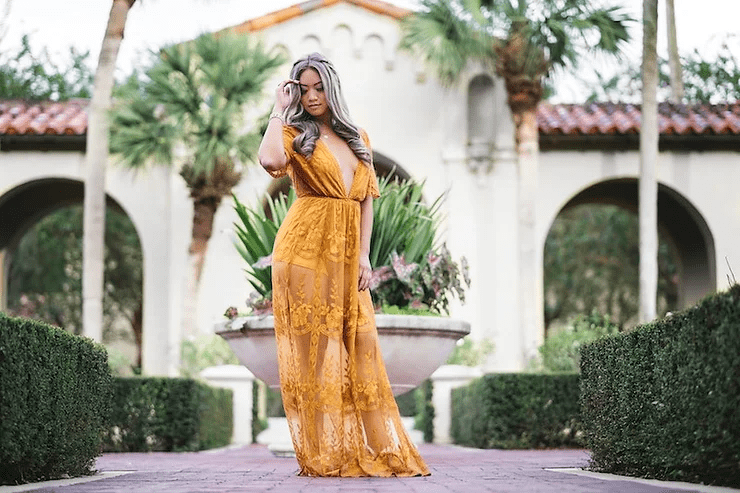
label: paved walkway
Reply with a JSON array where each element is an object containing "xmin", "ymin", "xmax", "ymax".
[{"xmin": 5, "ymin": 444, "xmax": 737, "ymax": 493}]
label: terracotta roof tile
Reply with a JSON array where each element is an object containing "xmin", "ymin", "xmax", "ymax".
[
  {"xmin": 536, "ymin": 102, "xmax": 740, "ymax": 137},
  {"xmin": 0, "ymin": 100, "xmax": 87, "ymax": 137},
  {"xmin": 2, "ymin": 99, "xmax": 739, "ymax": 140},
  {"xmin": 229, "ymin": 0, "xmax": 410, "ymax": 34}
]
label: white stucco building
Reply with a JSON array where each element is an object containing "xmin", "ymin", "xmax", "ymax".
[{"xmin": 1, "ymin": 0, "xmax": 738, "ymax": 375}]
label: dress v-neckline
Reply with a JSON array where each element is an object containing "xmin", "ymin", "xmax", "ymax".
[{"xmin": 319, "ymin": 138, "xmax": 359, "ymax": 196}]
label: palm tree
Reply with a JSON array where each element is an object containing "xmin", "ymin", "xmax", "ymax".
[
  {"xmin": 400, "ymin": 0, "xmax": 632, "ymax": 357},
  {"xmin": 109, "ymin": 32, "xmax": 284, "ymax": 339},
  {"xmin": 83, "ymin": 0, "xmax": 136, "ymax": 343},
  {"xmin": 665, "ymin": 0, "xmax": 684, "ymax": 102},
  {"xmin": 0, "ymin": 0, "xmax": 12, "ymax": 45},
  {"xmin": 639, "ymin": 0, "xmax": 659, "ymax": 323}
]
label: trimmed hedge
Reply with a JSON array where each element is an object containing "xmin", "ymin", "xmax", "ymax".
[
  {"xmin": 395, "ymin": 388, "xmax": 418, "ymax": 417},
  {"xmin": 451, "ymin": 373, "xmax": 583, "ymax": 449},
  {"xmin": 0, "ymin": 313, "xmax": 112, "ymax": 485},
  {"xmin": 103, "ymin": 377, "xmax": 232, "ymax": 452},
  {"xmin": 580, "ymin": 285, "xmax": 740, "ymax": 487},
  {"xmin": 416, "ymin": 379, "xmax": 434, "ymax": 443},
  {"xmin": 252, "ymin": 381, "xmax": 267, "ymax": 443}
]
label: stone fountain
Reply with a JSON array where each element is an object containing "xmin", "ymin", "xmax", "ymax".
[{"xmin": 216, "ymin": 314, "xmax": 470, "ymax": 395}]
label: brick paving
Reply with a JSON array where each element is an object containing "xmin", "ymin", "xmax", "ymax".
[{"xmin": 11, "ymin": 444, "xmax": 720, "ymax": 493}]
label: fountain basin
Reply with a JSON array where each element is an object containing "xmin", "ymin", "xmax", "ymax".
[{"xmin": 216, "ymin": 314, "xmax": 470, "ymax": 395}]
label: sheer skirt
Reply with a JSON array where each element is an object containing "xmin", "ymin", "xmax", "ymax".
[{"xmin": 271, "ymin": 256, "xmax": 430, "ymax": 477}]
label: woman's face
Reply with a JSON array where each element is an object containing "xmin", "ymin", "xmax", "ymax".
[{"xmin": 298, "ymin": 68, "xmax": 329, "ymax": 120}]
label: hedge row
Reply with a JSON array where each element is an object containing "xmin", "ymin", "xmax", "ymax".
[
  {"xmin": 416, "ymin": 379, "xmax": 434, "ymax": 443},
  {"xmin": 104, "ymin": 377, "xmax": 233, "ymax": 452},
  {"xmin": 263, "ymin": 383, "xmax": 419, "ymax": 418},
  {"xmin": 451, "ymin": 373, "xmax": 582, "ymax": 449},
  {"xmin": 0, "ymin": 313, "xmax": 112, "ymax": 485},
  {"xmin": 580, "ymin": 284, "xmax": 740, "ymax": 487}
]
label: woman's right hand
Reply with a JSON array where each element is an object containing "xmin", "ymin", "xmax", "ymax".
[{"xmin": 274, "ymin": 80, "xmax": 298, "ymax": 113}]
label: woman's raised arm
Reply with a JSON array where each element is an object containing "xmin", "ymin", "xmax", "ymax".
[{"xmin": 258, "ymin": 80, "xmax": 296, "ymax": 173}]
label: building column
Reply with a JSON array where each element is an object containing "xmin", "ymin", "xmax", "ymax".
[
  {"xmin": 139, "ymin": 166, "xmax": 180, "ymax": 376},
  {"xmin": 430, "ymin": 364, "xmax": 482, "ymax": 444},
  {"xmin": 201, "ymin": 365, "xmax": 255, "ymax": 445}
]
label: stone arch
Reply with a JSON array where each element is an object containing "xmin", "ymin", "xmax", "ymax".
[
  {"xmin": 0, "ymin": 178, "xmax": 133, "ymax": 251},
  {"xmin": 260, "ymin": 150, "xmax": 413, "ymax": 223},
  {"xmin": 546, "ymin": 177, "xmax": 716, "ymax": 312},
  {"xmin": 264, "ymin": 150, "xmax": 412, "ymax": 202},
  {"xmin": 373, "ymin": 150, "xmax": 411, "ymax": 182},
  {"xmin": 0, "ymin": 177, "xmax": 144, "ymax": 329}
]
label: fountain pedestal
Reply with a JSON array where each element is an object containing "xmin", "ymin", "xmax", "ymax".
[{"xmin": 216, "ymin": 314, "xmax": 470, "ymax": 395}]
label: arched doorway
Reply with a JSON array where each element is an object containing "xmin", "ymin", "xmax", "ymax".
[
  {"xmin": 0, "ymin": 178, "xmax": 144, "ymax": 369},
  {"xmin": 543, "ymin": 178, "xmax": 715, "ymax": 330},
  {"xmin": 264, "ymin": 150, "xmax": 413, "ymax": 201}
]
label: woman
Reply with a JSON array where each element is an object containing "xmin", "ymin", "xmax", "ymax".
[{"xmin": 258, "ymin": 53, "xmax": 430, "ymax": 477}]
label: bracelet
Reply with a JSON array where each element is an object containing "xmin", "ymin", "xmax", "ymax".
[{"xmin": 269, "ymin": 111, "xmax": 285, "ymax": 124}]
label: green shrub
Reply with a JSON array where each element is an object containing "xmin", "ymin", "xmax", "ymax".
[
  {"xmin": 395, "ymin": 388, "xmax": 418, "ymax": 417},
  {"xmin": 446, "ymin": 336, "xmax": 495, "ymax": 366},
  {"xmin": 533, "ymin": 312, "xmax": 619, "ymax": 373},
  {"xmin": 580, "ymin": 284, "xmax": 740, "ymax": 487},
  {"xmin": 451, "ymin": 373, "xmax": 582, "ymax": 449},
  {"xmin": 0, "ymin": 313, "xmax": 112, "ymax": 485},
  {"xmin": 233, "ymin": 177, "xmax": 469, "ymax": 316},
  {"xmin": 251, "ymin": 381, "xmax": 268, "ymax": 443},
  {"xmin": 197, "ymin": 384, "xmax": 233, "ymax": 450},
  {"xmin": 180, "ymin": 334, "xmax": 238, "ymax": 379},
  {"xmin": 265, "ymin": 384, "xmax": 286, "ymax": 417},
  {"xmin": 103, "ymin": 377, "xmax": 232, "ymax": 452},
  {"xmin": 260, "ymin": 380, "xmax": 417, "ymax": 428},
  {"xmin": 415, "ymin": 379, "xmax": 434, "ymax": 443}
]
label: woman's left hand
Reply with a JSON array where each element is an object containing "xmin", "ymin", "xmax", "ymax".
[{"xmin": 359, "ymin": 254, "xmax": 372, "ymax": 291}]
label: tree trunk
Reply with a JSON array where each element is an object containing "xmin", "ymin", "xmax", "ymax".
[
  {"xmin": 0, "ymin": 0, "xmax": 12, "ymax": 45},
  {"xmin": 131, "ymin": 303, "xmax": 143, "ymax": 369},
  {"xmin": 182, "ymin": 197, "xmax": 221, "ymax": 338},
  {"xmin": 666, "ymin": 0, "xmax": 684, "ymax": 102},
  {"xmin": 640, "ymin": 0, "xmax": 659, "ymax": 324},
  {"xmin": 513, "ymin": 106, "xmax": 542, "ymax": 364},
  {"xmin": 180, "ymin": 159, "xmax": 240, "ymax": 339},
  {"xmin": 83, "ymin": 0, "xmax": 136, "ymax": 342}
]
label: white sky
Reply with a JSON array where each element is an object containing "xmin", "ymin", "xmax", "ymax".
[{"xmin": 2, "ymin": 0, "xmax": 739, "ymax": 102}]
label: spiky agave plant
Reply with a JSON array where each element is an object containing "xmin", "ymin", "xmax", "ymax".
[{"xmin": 232, "ymin": 176, "xmax": 450, "ymax": 313}]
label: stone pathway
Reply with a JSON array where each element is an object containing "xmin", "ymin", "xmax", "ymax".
[{"xmin": 3, "ymin": 445, "xmax": 738, "ymax": 493}]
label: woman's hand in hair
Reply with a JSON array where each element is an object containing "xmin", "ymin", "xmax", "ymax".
[
  {"xmin": 275, "ymin": 80, "xmax": 298, "ymax": 112},
  {"xmin": 259, "ymin": 80, "xmax": 297, "ymax": 173}
]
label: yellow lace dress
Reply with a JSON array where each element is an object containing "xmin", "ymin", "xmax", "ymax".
[{"xmin": 268, "ymin": 125, "xmax": 430, "ymax": 477}]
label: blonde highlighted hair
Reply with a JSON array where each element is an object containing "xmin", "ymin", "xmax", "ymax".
[{"xmin": 282, "ymin": 53, "xmax": 371, "ymax": 166}]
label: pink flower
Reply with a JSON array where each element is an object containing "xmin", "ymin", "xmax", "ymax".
[
  {"xmin": 253, "ymin": 254, "xmax": 273, "ymax": 269},
  {"xmin": 369, "ymin": 266, "xmax": 394, "ymax": 290},
  {"xmin": 391, "ymin": 252, "xmax": 418, "ymax": 283},
  {"xmin": 427, "ymin": 252, "xmax": 441, "ymax": 269},
  {"xmin": 224, "ymin": 306, "xmax": 239, "ymax": 319}
]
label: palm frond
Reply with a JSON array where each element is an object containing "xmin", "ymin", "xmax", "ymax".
[
  {"xmin": 403, "ymin": 0, "xmax": 634, "ymax": 89},
  {"xmin": 109, "ymin": 93, "xmax": 178, "ymax": 168},
  {"xmin": 109, "ymin": 31, "xmax": 284, "ymax": 175},
  {"xmin": 532, "ymin": 1, "xmax": 634, "ymax": 70},
  {"xmin": 400, "ymin": 0, "xmax": 491, "ymax": 86}
]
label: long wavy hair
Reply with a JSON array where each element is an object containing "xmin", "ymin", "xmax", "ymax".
[{"xmin": 283, "ymin": 53, "xmax": 372, "ymax": 166}]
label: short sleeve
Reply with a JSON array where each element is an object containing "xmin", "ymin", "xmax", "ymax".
[
  {"xmin": 266, "ymin": 125, "xmax": 295, "ymax": 179},
  {"xmin": 367, "ymin": 164, "xmax": 380, "ymax": 199},
  {"xmin": 361, "ymin": 130, "xmax": 380, "ymax": 199}
]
